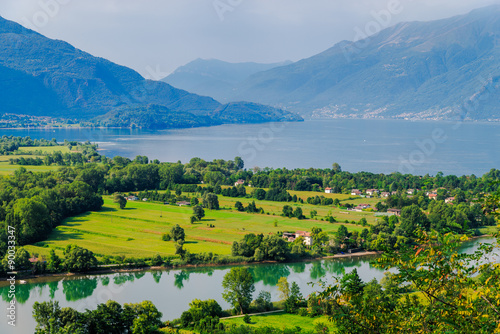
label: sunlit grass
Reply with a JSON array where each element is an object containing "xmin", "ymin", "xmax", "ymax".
[
  {"xmin": 221, "ymin": 312, "xmax": 333, "ymax": 332},
  {"xmin": 25, "ymin": 193, "xmax": 378, "ymax": 259}
]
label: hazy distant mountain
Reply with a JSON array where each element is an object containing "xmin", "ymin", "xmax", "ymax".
[
  {"xmin": 227, "ymin": 6, "xmax": 500, "ymax": 121},
  {"xmin": 162, "ymin": 58, "xmax": 292, "ymax": 102},
  {"xmin": 0, "ymin": 16, "xmax": 301, "ymax": 128}
]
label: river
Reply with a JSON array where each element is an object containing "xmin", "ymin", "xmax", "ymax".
[
  {"xmin": 0, "ymin": 237, "xmax": 496, "ymax": 333},
  {"xmin": 1, "ymin": 119, "xmax": 499, "ymax": 175}
]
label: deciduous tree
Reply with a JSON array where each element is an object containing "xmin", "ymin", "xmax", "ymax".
[{"xmin": 222, "ymin": 267, "xmax": 255, "ymax": 314}]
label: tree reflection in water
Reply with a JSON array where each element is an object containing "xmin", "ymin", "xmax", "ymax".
[
  {"xmin": 113, "ymin": 273, "xmax": 136, "ymax": 286},
  {"xmin": 174, "ymin": 270, "xmax": 190, "ymax": 289},
  {"xmin": 249, "ymin": 264, "xmax": 291, "ymax": 286},
  {"xmin": 62, "ymin": 277, "xmax": 98, "ymax": 301},
  {"xmin": 152, "ymin": 271, "xmax": 162, "ymax": 284},
  {"xmin": 48, "ymin": 280, "xmax": 59, "ymax": 299},
  {"xmin": 101, "ymin": 276, "xmax": 110, "ymax": 286}
]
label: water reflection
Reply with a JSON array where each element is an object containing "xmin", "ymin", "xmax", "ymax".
[
  {"xmin": 101, "ymin": 276, "xmax": 110, "ymax": 286},
  {"xmin": 174, "ymin": 271, "xmax": 190, "ymax": 289},
  {"xmin": 1, "ymin": 281, "xmax": 52, "ymax": 304},
  {"xmin": 250, "ymin": 264, "xmax": 291, "ymax": 286},
  {"xmin": 0, "ymin": 239, "xmax": 493, "ymax": 310},
  {"xmin": 290, "ymin": 262, "xmax": 306, "ymax": 274},
  {"xmin": 48, "ymin": 280, "xmax": 58, "ymax": 299},
  {"xmin": 62, "ymin": 277, "xmax": 98, "ymax": 301},
  {"xmin": 152, "ymin": 271, "xmax": 163, "ymax": 283},
  {"xmin": 113, "ymin": 273, "xmax": 136, "ymax": 286}
]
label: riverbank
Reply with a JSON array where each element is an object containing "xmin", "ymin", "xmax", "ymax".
[{"xmin": 0, "ymin": 250, "xmax": 382, "ymax": 285}]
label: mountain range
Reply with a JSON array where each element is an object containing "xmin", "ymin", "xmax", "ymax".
[
  {"xmin": 165, "ymin": 6, "xmax": 500, "ymax": 121},
  {"xmin": 162, "ymin": 58, "xmax": 292, "ymax": 103},
  {"xmin": 0, "ymin": 16, "xmax": 302, "ymax": 128}
]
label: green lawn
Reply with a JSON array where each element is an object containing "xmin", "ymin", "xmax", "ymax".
[
  {"xmin": 478, "ymin": 225, "xmax": 499, "ymax": 235},
  {"xmin": 221, "ymin": 312, "xmax": 333, "ymax": 332},
  {"xmin": 0, "ymin": 154, "xmax": 63, "ymax": 175},
  {"xmin": 16, "ymin": 145, "xmax": 70, "ymax": 154},
  {"xmin": 0, "ymin": 145, "xmax": 77, "ymax": 175},
  {"xmin": 24, "ymin": 193, "xmax": 378, "ymax": 259}
]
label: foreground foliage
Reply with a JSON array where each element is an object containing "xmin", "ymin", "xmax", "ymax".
[
  {"xmin": 33, "ymin": 300, "xmax": 163, "ymax": 334},
  {"xmin": 318, "ymin": 230, "xmax": 500, "ymax": 333}
]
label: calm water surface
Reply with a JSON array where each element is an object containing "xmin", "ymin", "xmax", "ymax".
[
  {"xmin": 1, "ymin": 119, "xmax": 499, "ymax": 175},
  {"xmin": 0, "ymin": 237, "xmax": 496, "ymax": 333}
]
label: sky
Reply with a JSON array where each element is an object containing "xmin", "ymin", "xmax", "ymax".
[{"xmin": 1, "ymin": 0, "xmax": 499, "ymax": 79}]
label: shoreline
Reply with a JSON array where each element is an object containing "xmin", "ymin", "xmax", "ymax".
[
  {"xmin": 1, "ymin": 233, "xmax": 495, "ymax": 285},
  {"xmin": 2, "ymin": 117, "xmax": 500, "ymax": 131},
  {"xmin": 0, "ymin": 250, "xmax": 382, "ymax": 286}
]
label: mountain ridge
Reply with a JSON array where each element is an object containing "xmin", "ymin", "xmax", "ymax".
[
  {"xmin": 161, "ymin": 58, "xmax": 293, "ymax": 102},
  {"xmin": 178, "ymin": 6, "xmax": 500, "ymax": 121},
  {"xmin": 0, "ymin": 15, "xmax": 302, "ymax": 128}
]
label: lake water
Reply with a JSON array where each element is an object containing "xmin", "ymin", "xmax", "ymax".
[
  {"xmin": 1, "ymin": 119, "xmax": 499, "ymax": 175},
  {"xmin": 0, "ymin": 237, "xmax": 496, "ymax": 333}
]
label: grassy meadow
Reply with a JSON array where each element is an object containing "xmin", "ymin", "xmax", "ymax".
[
  {"xmin": 0, "ymin": 154, "xmax": 62, "ymax": 175},
  {"xmin": 0, "ymin": 145, "xmax": 70, "ymax": 175},
  {"xmin": 24, "ymin": 190, "xmax": 380, "ymax": 259},
  {"xmin": 16, "ymin": 145, "xmax": 71, "ymax": 154},
  {"xmin": 221, "ymin": 312, "xmax": 332, "ymax": 332}
]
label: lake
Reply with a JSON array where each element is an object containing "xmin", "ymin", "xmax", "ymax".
[
  {"xmin": 1, "ymin": 119, "xmax": 499, "ymax": 176},
  {"xmin": 0, "ymin": 237, "xmax": 496, "ymax": 333}
]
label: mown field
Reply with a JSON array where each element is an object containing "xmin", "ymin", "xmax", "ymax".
[
  {"xmin": 220, "ymin": 312, "xmax": 332, "ymax": 332},
  {"xmin": 0, "ymin": 145, "xmax": 70, "ymax": 175},
  {"xmin": 0, "ymin": 155, "xmax": 62, "ymax": 175},
  {"xmin": 16, "ymin": 145, "xmax": 71, "ymax": 154},
  {"xmin": 25, "ymin": 190, "xmax": 380, "ymax": 259}
]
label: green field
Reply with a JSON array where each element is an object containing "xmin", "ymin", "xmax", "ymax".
[
  {"xmin": 24, "ymin": 191, "xmax": 378, "ymax": 259},
  {"xmin": 0, "ymin": 155, "xmax": 63, "ymax": 175},
  {"xmin": 221, "ymin": 312, "xmax": 333, "ymax": 332},
  {"xmin": 16, "ymin": 145, "xmax": 70, "ymax": 154},
  {"xmin": 0, "ymin": 145, "xmax": 75, "ymax": 175}
]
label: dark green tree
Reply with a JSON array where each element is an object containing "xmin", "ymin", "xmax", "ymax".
[
  {"xmin": 222, "ymin": 267, "xmax": 255, "ymax": 314},
  {"xmin": 170, "ymin": 224, "xmax": 185, "ymax": 242},
  {"xmin": 193, "ymin": 205, "xmax": 205, "ymax": 220},
  {"xmin": 235, "ymin": 201, "xmax": 244, "ymax": 211},
  {"xmin": 113, "ymin": 193, "xmax": 127, "ymax": 209},
  {"xmin": 294, "ymin": 207, "xmax": 305, "ymax": 219},
  {"xmin": 203, "ymin": 193, "xmax": 219, "ymax": 210},
  {"xmin": 63, "ymin": 245, "xmax": 98, "ymax": 272},
  {"xmin": 47, "ymin": 249, "xmax": 62, "ymax": 272}
]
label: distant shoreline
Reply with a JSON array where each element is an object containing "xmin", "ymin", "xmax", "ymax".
[
  {"xmin": 2, "ymin": 117, "xmax": 500, "ymax": 131},
  {"xmin": 0, "ymin": 250, "xmax": 382, "ymax": 286}
]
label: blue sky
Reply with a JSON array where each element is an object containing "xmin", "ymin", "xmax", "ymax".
[{"xmin": 1, "ymin": 0, "xmax": 499, "ymax": 78}]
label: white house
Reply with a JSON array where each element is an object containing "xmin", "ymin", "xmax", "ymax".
[
  {"xmin": 325, "ymin": 187, "xmax": 333, "ymax": 193},
  {"xmin": 295, "ymin": 231, "xmax": 313, "ymax": 246},
  {"xmin": 445, "ymin": 197, "xmax": 455, "ymax": 204},
  {"xmin": 234, "ymin": 179, "xmax": 245, "ymax": 186},
  {"xmin": 366, "ymin": 189, "xmax": 379, "ymax": 196},
  {"xmin": 351, "ymin": 189, "xmax": 362, "ymax": 196}
]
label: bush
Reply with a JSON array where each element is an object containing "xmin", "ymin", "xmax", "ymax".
[
  {"xmin": 151, "ymin": 254, "xmax": 163, "ymax": 266},
  {"xmin": 162, "ymin": 233, "xmax": 171, "ymax": 241},
  {"xmin": 243, "ymin": 314, "xmax": 251, "ymax": 324},
  {"xmin": 298, "ymin": 308, "xmax": 309, "ymax": 317}
]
